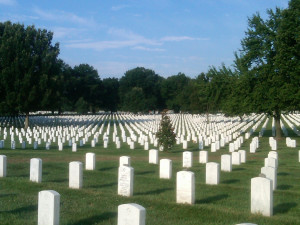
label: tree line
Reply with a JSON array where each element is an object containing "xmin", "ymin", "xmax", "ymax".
[{"xmin": 0, "ymin": 0, "xmax": 299, "ymax": 138}]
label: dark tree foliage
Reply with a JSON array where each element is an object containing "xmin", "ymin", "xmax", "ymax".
[
  {"xmin": 156, "ymin": 111, "xmax": 176, "ymax": 151},
  {"xmin": 102, "ymin": 78, "xmax": 119, "ymax": 112},
  {"xmin": 72, "ymin": 64, "xmax": 102, "ymax": 113},
  {"xmin": 234, "ymin": 0, "xmax": 300, "ymax": 138},
  {"xmin": 0, "ymin": 21, "xmax": 60, "ymax": 127},
  {"xmin": 119, "ymin": 67, "xmax": 164, "ymax": 113},
  {"xmin": 160, "ymin": 73, "xmax": 190, "ymax": 112}
]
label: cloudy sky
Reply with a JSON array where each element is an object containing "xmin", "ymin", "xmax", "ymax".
[{"xmin": 0, "ymin": 0, "xmax": 289, "ymax": 78}]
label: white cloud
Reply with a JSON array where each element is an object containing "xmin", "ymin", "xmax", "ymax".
[
  {"xmin": 161, "ymin": 36, "xmax": 209, "ymax": 42},
  {"xmin": 32, "ymin": 7, "xmax": 96, "ymax": 27},
  {"xmin": 111, "ymin": 5, "xmax": 129, "ymax": 11},
  {"xmin": 108, "ymin": 28, "xmax": 161, "ymax": 46},
  {"xmin": 132, "ymin": 46, "xmax": 165, "ymax": 52},
  {"xmin": 52, "ymin": 27, "xmax": 86, "ymax": 39},
  {"xmin": 66, "ymin": 28, "xmax": 161, "ymax": 51},
  {"xmin": 66, "ymin": 40, "xmax": 143, "ymax": 51},
  {"xmin": 0, "ymin": 0, "xmax": 17, "ymax": 6}
]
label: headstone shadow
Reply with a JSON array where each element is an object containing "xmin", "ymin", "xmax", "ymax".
[
  {"xmin": 196, "ymin": 194, "xmax": 229, "ymax": 204},
  {"xmin": 278, "ymin": 172, "xmax": 289, "ymax": 176},
  {"xmin": 222, "ymin": 179, "xmax": 239, "ymax": 184},
  {"xmin": 99, "ymin": 166, "xmax": 116, "ymax": 172},
  {"xmin": 69, "ymin": 212, "xmax": 116, "ymax": 225},
  {"xmin": 277, "ymin": 184, "xmax": 292, "ymax": 190},
  {"xmin": 232, "ymin": 168, "xmax": 245, "ymax": 171},
  {"xmin": 2, "ymin": 204, "xmax": 37, "ymax": 214},
  {"xmin": 274, "ymin": 202, "xmax": 297, "ymax": 214},
  {"xmin": 48, "ymin": 178, "xmax": 68, "ymax": 183},
  {"xmin": 90, "ymin": 182, "xmax": 117, "ymax": 189},
  {"xmin": 136, "ymin": 170, "xmax": 154, "ymax": 175},
  {"xmin": 135, "ymin": 187, "xmax": 172, "ymax": 195}
]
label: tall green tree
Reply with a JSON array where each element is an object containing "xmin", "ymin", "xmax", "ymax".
[
  {"xmin": 102, "ymin": 78, "xmax": 119, "ymax": 112},
  {"xmin": 234, "ymin": 0, "xmax": 300, "ymax": 139},
  {"xmin": 156, "ymin": 111, "xmax": 176, "ymax": 151},
  {"xmin": 119, "ymin": 67, "xmax": 163, "ymax": 112},
  {"xmin": 0, "ymin": 21, "xmax": 60, "ymax": 128},
  {"xmin": 160, "ymin": 73, "xmax": 190, "ymax": 112},
  {"xmin": 72, "ymin": 64, "xmax": 102, "ymax": 113}
]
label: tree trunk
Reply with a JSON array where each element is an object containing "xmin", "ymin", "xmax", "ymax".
[
  {"xmin": 239, "ymin": 115, "xmax": 243, "ymax": 122},
  {"xmin": 206, "ymin": 104, "xmax": 210, "ymax": 124},
  {"xmin": 206, "ymin": 111, "xmax": 209, "ymax": 124},
  {"xmin": 24, "ymin": 112, "xmax": 29, "ymax": 129},
  {"xmin": 274, "ymin": 111, "xmax": 282, "ymax": 140}
]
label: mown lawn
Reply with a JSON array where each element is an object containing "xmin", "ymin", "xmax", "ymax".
[{"xmin": 0, "ymin": 130, "xmax": 299, "ymax": 225}]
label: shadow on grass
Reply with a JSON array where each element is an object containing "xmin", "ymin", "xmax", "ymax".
[
  {"xmin": 197, "ymin": 194, "xmax": 229, "ymax": 204},
  {"xmin": 274, "ymin": 202, "xmax": 297, "ymax": 214},
  {"xmin": 278, "ymin": 172, "xmax": 289, "ymax": 176},
  {"xmin": 0, "ymin": 193, "xmax": 17, "ymax": 198},
  {"xmin": 2, "ymin": 204, "xmax": 37, "ymax": 214},
  {"xmin": 277, "ymin": 184, "xmax": 293, "ymax": 190},
  {"xmin": 99, "ymin": 167, "xmax": 116, "ymax": 172},
  {"xmin": 69, "ymin": 212, "xmax": 116, "ymax": 225},
  {"xmin": 232, "ymin": 168, "xmax": 245, "ymax": 171},
  {"xmin": 16, "ymin": 174, "xmax": 28, "ymax": 178},
  {"xmin": 90, "ymin": 182, "xmax": 117, "ymax": 189},
  {"xmin": 48, "ymin": 178, "xmax": 68, "ymax": 183},
  {"xmin": 136, "ymin": 171, "xmax": 154, "ymax": 175},
  {"xmin": 135, "ymin": 187, "xmax": 172, "ymax": 196},
  {"xmin": 222, "ymin": 179, "xmax": 239, "ymax": 184}
]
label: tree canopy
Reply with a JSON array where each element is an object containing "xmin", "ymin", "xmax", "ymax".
[
  {"xmin": 233, "ymin": 0, "xmax": 300, "ymax": 138},
  {"xmin": 0, "ymin": 21, "xmax": 60, "ymax": 127}
]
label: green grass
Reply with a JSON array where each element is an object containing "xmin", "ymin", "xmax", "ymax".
[{"xmin": 0, "ymin": 129, "xmax": 299, "ymax": 225}]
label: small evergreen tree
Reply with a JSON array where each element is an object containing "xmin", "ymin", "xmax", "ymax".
[{"xmin": 156, "ymin": 111, "xmax": 176, "ymax": 151}]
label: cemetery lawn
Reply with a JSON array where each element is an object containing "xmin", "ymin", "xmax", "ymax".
[{"xmin": 0, "ymin": 136, "xmax": 300, "ymax": 225}]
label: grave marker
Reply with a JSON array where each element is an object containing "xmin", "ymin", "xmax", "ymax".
[
  {"xmin": 38, "ymin": 190, "xmax": 60, "ymax": 225},
  {"xmin": 118, "ymin": 203, "xmax": 146, "ymax": 225},
  {"xmin": 251, "ymin": 177, "xmax": 273, "ymax": 216},
  {"xmin": 118, "ymin": 166, "xmax": 134, "ymax": 197},
  {"xmin": 69, "ymin": 161, "xmax": 83, "ymax": 189},
  {"xmin": 0, "ymin": 155, "xmax": 7, "ymax": 177},
  {"xmin": 30, "ymin": 158, "xmax": 42, "ymax": 183},
  {"xmin": 159, "ymin": 159, "xmax": 172, "ymax": 179},
  {"xmin": 206, "ymin": 162, "xmax": 220, "ymax": 185},
  {"xmin": 85, "ymin": 153, "xmax": 95, "ymax": 170},
  {"xmin": 176, "ymin": 171, "xmax": 195, "ymax": 204}
]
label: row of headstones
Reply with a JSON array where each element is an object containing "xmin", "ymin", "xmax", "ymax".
[
  {"xmin": 0, "ymin": 153, "xmax": 96, "ymax": 185},
  {"xmin": 0, "ymin": 113, "xmax": 264, "ymax": 153},
  {"xmin": 2, "ymin": 113, "xmax": 248, "ymax": 149},
  {"xmin": 251, "ymin": 150, "xmax": 280, "ymax": 217},
  {"xmin": 281, "ymin": 114, "xmax": 300, "ymax": 136},
  {"xmin": 118, "ymin": 149, "xmax": 247, "ymax": 199},
  {"xmin": 117, "ymin": 163, "xmax": 274, "ymax": 219},
  {"xmin": 37, "ymin": 189, "xmax": 258, "ymax": 225},
  {"xmin": 37, "ymin": 189, "xmax": 146, "ymax": 225}
]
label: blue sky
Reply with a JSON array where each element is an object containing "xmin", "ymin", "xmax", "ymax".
[{"xmin": 0, "ymin": 0, "xmax": 289, "ymax": 79}]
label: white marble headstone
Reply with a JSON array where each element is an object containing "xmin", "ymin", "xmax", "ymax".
[
  {"xmin": 251, "ymin": 177, "xmax": 273, "ymax": 216},
  {"xmin": 38, "ymin": 190, "xmax": 60, "ymax": 225},
  {"xmin": 159, "ymin": 159, "xmax": 172, "ymax": 179},
  {"xmin": 30, "ymin": 158, "xmax": 42, "ymax": 183},
  {"xmin": 206, "ymin": 162, "xmax": 220, "ymax": 185},
  {"xmin": 0, "ymin": 155, "xmax": 7, "ymax": 177},
  {"xmin": 118, "ymin": 203, "xmax": 146, "ymax": 225},
  {"xmin": 182, "ymin": 151, "xmax": 192, "ymax": 168},
  {"xmin": 85, "ymin": 153, "xmax": 95, "ymax": 170},
  {"xmin": 118, "ymin": 166, "xmax": 134, "ymax": 197},
  {"xmin": 176, "ymin": 171, "xmax": 195, "ymax": 204},
  {"xmin": 69, "ymin": 161, "xmax": 83, "ymax": 189},
  {"xmin": 221, "ymin": 154, "xmax": 232, "ymax": 172}
]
